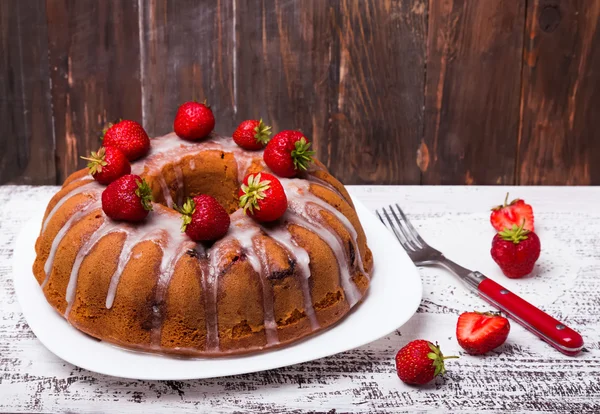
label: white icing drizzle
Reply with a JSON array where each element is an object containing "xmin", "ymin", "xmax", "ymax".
[
  {"xmin": 150, "ymin": 234, "xmax": 197, "ymax": 345},
  {"xmin": 64, "ymin": 219, "xmax": 128, "ymax": 317},
  {"xmin": 42, "ymin": 179, "xmax": 99, "ymax": 232},
  {"xmin": 157, "ymin": 175, "xmax": 174, "ymax": 209},
  {"xmin": 263, "ymin": 221, "xmax": 320, "ymax": 330},
  {"xmin": 204, "ymin": 237, "xmax": 233, "ymax": 351},
  {"xmin": 42, "ymin": 199, "xmax": 101, "ymax": 288},
  {"xmin": 189, "ymin": 158, "xmax": 196, "ymax": 171},
  {"xmin": 292, "ymin": 180, "xmax": 366, "ymax": 276},
  {"xmin": 280, "ymin": 179, "xmax": 363, "ymax": 306},
  {"xmin": 227, "ymin": 211, "xmax": 278, "ymax": 345}
]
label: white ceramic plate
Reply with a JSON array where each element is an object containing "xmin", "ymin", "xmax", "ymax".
[{"xmin": 12, "ymin": 197, "xmax": 422, "ymax": 380}]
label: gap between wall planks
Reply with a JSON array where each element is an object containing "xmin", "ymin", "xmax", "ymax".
[{"xmin": 0, "ymin": 0, "xmax": 599, "ymax": 185}]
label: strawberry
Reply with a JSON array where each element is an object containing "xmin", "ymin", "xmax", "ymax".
[
  {"xmin": 233, "ymin": 119, "xmax": 272, "ymax": 150},
  {"xmin": 238, "ymin": 172, "xmax": 287, "ymax": 222},
  {"xmin": 177, "ymin": 195, "xmax": 230, "ymax": 241},
  {"xmin": 395, "ymin": 340, "xmax": 457, "ymax": 385},
  {"xmin": 490, "ymin": 193, "xmax": 534, "ymax": 232},
  {"xmin": 102, "ymin": 120, "xmax": 151, "ymax": 161},
  {"xmin": 80, "ymin": 146, "xmax": 131, "ymax": 185},
  {"xmin": 456, "ymin": 311, "xmax": 510, "ymax": 355},
  {"xmin": 101, "ymin": 174, "xmax": 153, "ymax": 222},
  {"xmin": 174, "ymin": 101, "xmax": 215, "ymax": 141},
  {"xmin": 491, "ymin": 221, "xmax": 541, "ymax": 278},
  {"xmin": 263, "ymin": 130, "xmax": 315, "ymax": 177}
]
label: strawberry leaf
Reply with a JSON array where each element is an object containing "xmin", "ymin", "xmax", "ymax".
[
  {"xmin": 239, "ymin": 173, "xmax": 271, "ymax": 215},
  {"xmin": 81, "ymin": 147, "xmax": 108, "ymax": 176},
  {"xmin": 253, "ymin": 118, "xmax": 272, "ymax": 145},
  {"xmin": 135, "ymin": 178, "xmax": 153, "ymax": 211},
  {"xmin": 291, "ymin": 137, "xmax": 315, "ymax": 171}
]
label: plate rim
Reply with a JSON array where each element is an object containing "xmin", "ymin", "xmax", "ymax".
[{"xmin": 12, "ymin": 196, "xmax": 422, "ymax": 380}]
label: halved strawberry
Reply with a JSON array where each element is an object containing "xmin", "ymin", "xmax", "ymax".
[
  {"xmin": 456, "ymin": 311, "xmax": 510, "ymax": 355},
  {"xmin": 490, "ymin": 193, "xmax": 534, "ymax": 232}
]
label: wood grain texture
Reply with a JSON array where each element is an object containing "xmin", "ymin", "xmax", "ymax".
[
  {"xmin": 46, "ymin": 0, "xmax": 142, "ymax": 183},
  {"xmin": 1, "ymin": 185, "xmax": 599, "ymax": 412},
  {"xmin": 236, "ymin": 0, "xmax": 426, "ymax": 185},
  {"xmin": 422, "ymin": 0, "xmax": 526, "ymax": 185},
  {"xmin": 140, "ymin": 0, "xmax": 236, "ymax": 137},
  {"xmin": 0, "ymin": 0, "xmax": 55, "ymax": 184},
  {"xmin": 517, "ymin": 0, "xmax": 600, "ymax": 185}
]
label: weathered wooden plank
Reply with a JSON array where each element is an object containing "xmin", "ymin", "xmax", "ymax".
[
  {"xmin": 422, "ymin": 0, "xmax": 525, "ymax": 185},
  {"xmin": 235, "ymin": 0, "xmax": 426, "ymax": 185},
  {"xmin": 517, "ymin": 0, "xmax": 600, "ymax": 185},
  {"xmin": 0, "ymin": 0, "xmax": 55, "ymax": 184},
  {"xmin": 140, "ymin": 0, "xmax": 235, "ymax": 137},
  {"xmin": 46, "ymin": 0, "xmax": 142, "ymax": 183}
]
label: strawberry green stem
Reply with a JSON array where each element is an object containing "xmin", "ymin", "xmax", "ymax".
[
  {"xmin": 427, "ymin": 341, "xmax": 458, "ymax": 377},
  {"xmin": 80, "ymin": 147, "xmax": 108, "ymax": 175},
  {"xmin": 253, "ymin": 119, "xmax": 272, "ymax": 145},
  {"xmin": 175, "ymin": 198, "xmax": 196, "ymax": 232},
  {"xmin": 291, "ymin": 137, "xmax": 315, "ymax": 171},
  {"xmin": 135, "ymin": 179, "xmax": 153, "ymax": 211}
]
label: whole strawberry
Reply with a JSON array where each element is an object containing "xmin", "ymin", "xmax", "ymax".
[
  {"xmin": 177, "ymin": 195, "xmax": 230, "ymax": 241},
  {"xmin": 102, "ymin": 120, "xmax": 151, "ymax": 161},
  {"xmin": 491, "ymin": 193, "xmax": 534, "ymax": 232},
  {"xmin": 263, "ymin": 130, "xmax": 315, "ymax": 177},
  {"xmin": 233, "ymin": 119, "xmax": 272, "ymax": 150},
  {"xmin": 174, "ymin": 101, "xmax": 215, "ymax": 141},
  {"xmin": 395, "ymin": 340, "xmax": 457, "ymax": 385},
  {"xmin": 81, "ymin": 146, "xmax": 131, "ymax": 185},
  {"xmin": 239, "ymin": 172, "xmax": 287, "ymax": 222},
  {"xmin": 456, "ymin": 311, "xmax": 510, "ymax": 355},
  {"xmin": 491, "ymin": 221, "xmax": 541, "ymax": 278},
  {"xmin": 102, "ymin": 174, "xmax": 153, "ymax": 222}
]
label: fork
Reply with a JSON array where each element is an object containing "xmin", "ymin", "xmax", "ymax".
[{"xmin": 376, "ymin": 204, "xmax": 584, "ymax": 356}]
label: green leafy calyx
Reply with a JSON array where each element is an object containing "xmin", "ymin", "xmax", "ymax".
[
  {"xmin": 239, "ymin": 173, "xmax": 271, "ymax": 215},
  {"xmin": 498, "ymin": 220, "xmax": 529, "ymax": 244},
  {"xmin": 253, "ymin": 119, "xmax": 272, "ymax": 145},
  {"xmin": 175, "ymin": 198, "xmax": 196, "ymax": 232},
  {"xmin": 80, "ymin": 147, "xmax": 108, "ymax": 175},
  {"xmin": 135, "ymin": 179, "xmax": 153, "ymax": 212},
  {"xmin": 427, "ymin": 341, "xmax": 459, "ymax": 377},
  {"xmin": 291, "ymin": 137, "xmax": 315, "ymax": 171}
]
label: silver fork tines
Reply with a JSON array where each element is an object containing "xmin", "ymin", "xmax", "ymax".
[{"xmin": 376, "ymin": 204, "xmax": 442, "ymax": 265}]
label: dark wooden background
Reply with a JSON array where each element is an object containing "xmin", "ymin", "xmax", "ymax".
[{"xmin": 1, "ymin": 0, "xmax": 599, "ymax": 186}]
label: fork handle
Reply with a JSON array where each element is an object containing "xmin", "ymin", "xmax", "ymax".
[{"xmin": 474, "ymin": 273, "xmax": 584, "ymax": 356}]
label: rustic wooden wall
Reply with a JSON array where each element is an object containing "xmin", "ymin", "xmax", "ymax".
[{"xmin": 1, "ymin": 0, "xmax": 599, "ymax": 185}]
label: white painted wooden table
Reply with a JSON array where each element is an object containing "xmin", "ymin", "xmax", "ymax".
[{"xmin": 1, "ymin": 185, "xmax": 599, "ymax": 413}]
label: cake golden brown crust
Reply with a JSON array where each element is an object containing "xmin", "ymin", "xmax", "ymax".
[{"xmin": 33, "ymin": 133, "xmax": 373, "ymax": 356}]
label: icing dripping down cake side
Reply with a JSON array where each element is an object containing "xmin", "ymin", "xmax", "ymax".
[{"xmin": 32, "ymin": 133, "xmax": 373, "ymax": 356}]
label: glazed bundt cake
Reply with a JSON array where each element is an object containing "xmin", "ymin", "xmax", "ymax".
[{"xmin": 33, "ymin": 132, "xmax": 373, "ymax": 356}]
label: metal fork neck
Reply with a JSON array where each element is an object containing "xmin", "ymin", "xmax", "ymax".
[{"xmin": 437, "ymin": 257, "xmax": 485, "ymax": 292}]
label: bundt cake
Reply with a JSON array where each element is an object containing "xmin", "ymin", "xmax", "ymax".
[{"xmin": 33, "ymin": 132, "xmax": 373, "ymax": 356}]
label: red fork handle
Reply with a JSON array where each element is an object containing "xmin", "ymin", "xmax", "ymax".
[{"xmin": 478, "ymin": 277, "xmax": 584, "ymax": 356}]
